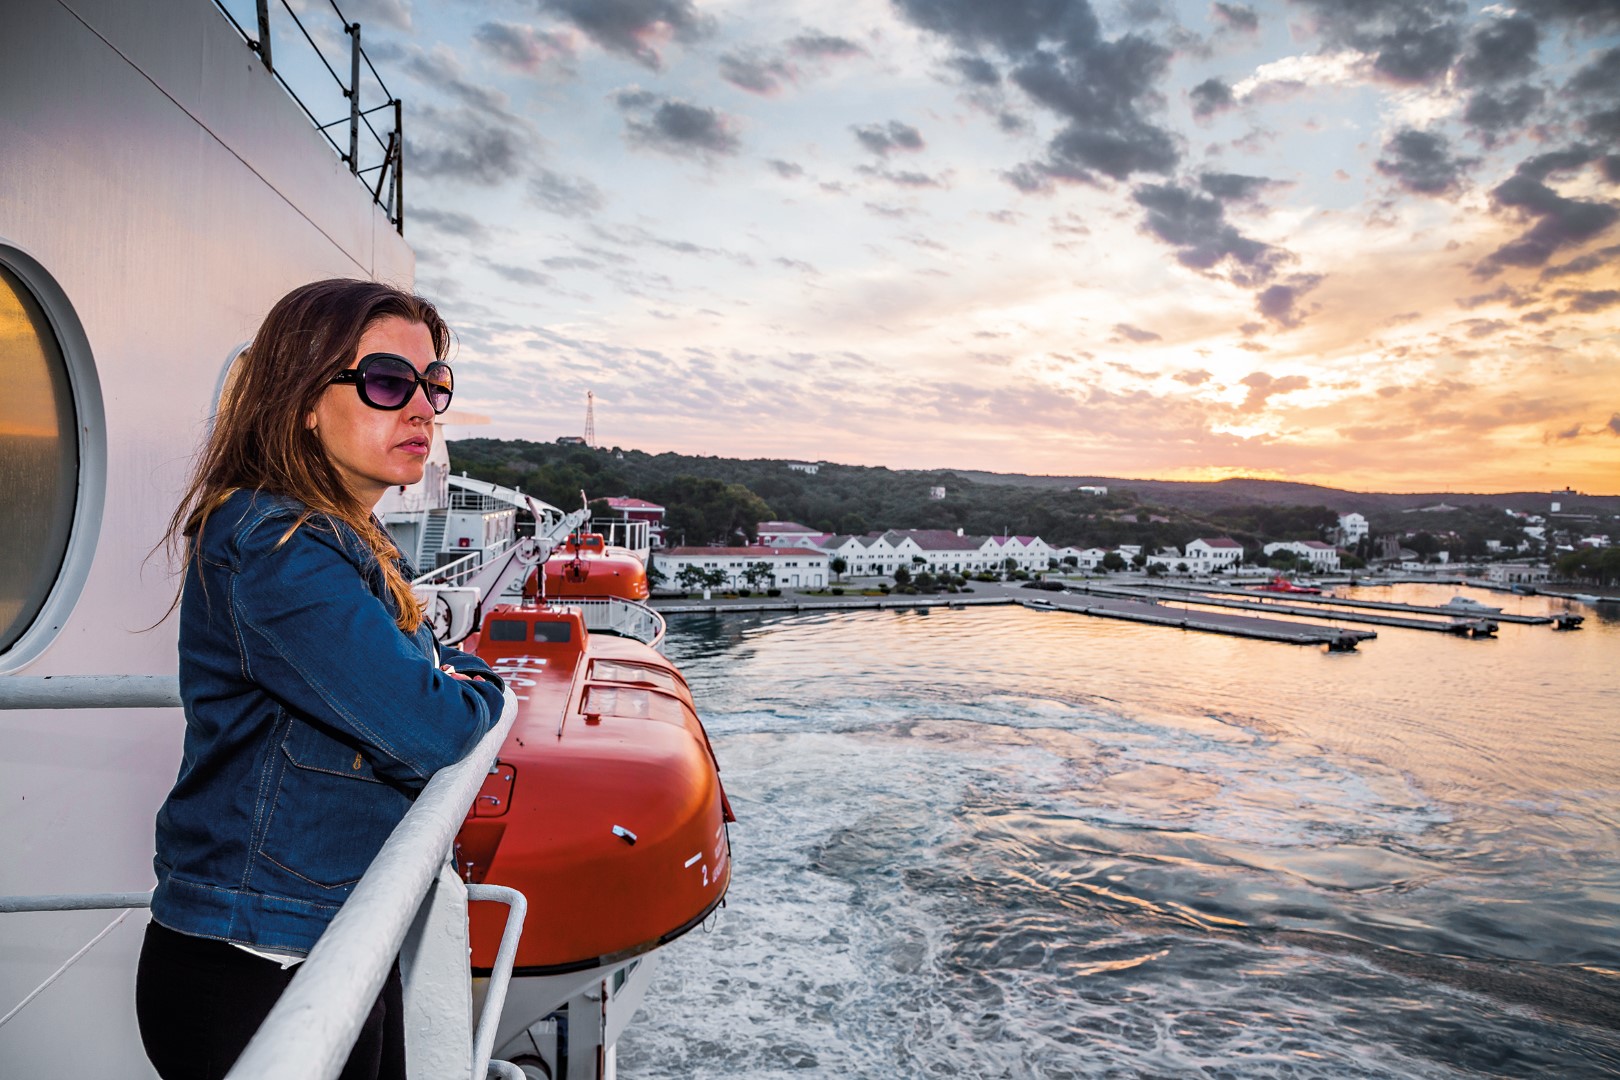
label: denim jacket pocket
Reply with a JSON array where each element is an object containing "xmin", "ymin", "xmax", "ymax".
[{"xmin": 258, "ymin": 721, "xmax": 410, "ymax": 891}]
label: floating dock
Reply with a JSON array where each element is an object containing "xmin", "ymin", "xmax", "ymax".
[
  {"xmin": 1143, "ymin": 581, "xmax": 1554, "ymax": 625},
  {"xmin": 1012, "ymin": 589, "xmax": 1374, "ymax": 649},
  {"xmin": 1075, "ymin": 584, "xmax": 1503, "ymax": 637}
]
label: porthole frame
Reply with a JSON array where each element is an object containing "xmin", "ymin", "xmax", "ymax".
[{"xmin": 0, "ymin": 241, "xmax": 107, "ymax": 673}]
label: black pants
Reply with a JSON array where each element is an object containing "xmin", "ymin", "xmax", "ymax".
[{"xmin": 135, "ymin": 920, "xmax": 405, "ymax": 1080}]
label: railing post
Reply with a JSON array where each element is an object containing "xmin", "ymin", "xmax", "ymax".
[
  {"xmin": 255, "ymin": 0, "xmax": 273, "ymax": 72},
  {"xmin": 394, "ymin": 97, "xmax": 404, "ymax": 232},
  {"xmin": 347, "ymin": 21, "xmax": 361, "ymax": 174}
]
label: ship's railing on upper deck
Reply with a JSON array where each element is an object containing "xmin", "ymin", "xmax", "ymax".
[
  {"xmin": 211, "ymin": 0, "xmax": 405, "ymax": 231},
  {"xmin": 549, "ymin": 597, "xmax": 667, "ymax": 651},
  {"xmin": 0, "ymin": 677, "xmax": 525, "ymax": 1079},
  {"xmin": 589, "ymin": 517, "xmax": 653, "ymax": 563}
]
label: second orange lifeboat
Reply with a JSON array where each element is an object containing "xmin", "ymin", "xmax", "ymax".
[{"xmin": 538, "ymin": 533, "xmax": 649, "ymax": 602}]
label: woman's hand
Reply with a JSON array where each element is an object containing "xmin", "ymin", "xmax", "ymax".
[{"xmin": 441, "ymin": 663, "xmax": 485, "ymax": 682}]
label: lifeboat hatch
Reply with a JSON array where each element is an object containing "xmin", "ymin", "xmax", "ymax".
[
  {"xmin": 588, "ymin": 658, "xmax": 684, "ymax": 693},
  {"xmin": 474, "ymin": 763, "xmax": 515, "ymax": 817},
  {"xmin": 581, "ymin": 685, "xmax": 690, "ymax": 726}
]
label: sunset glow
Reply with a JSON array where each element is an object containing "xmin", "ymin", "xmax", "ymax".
[{"xmin": 338, "ymin": 0, "xmax": 1620, "ymax": 494}]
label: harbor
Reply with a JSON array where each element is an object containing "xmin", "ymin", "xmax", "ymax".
[{"xmin": 652, "ymin": 575, "xmax": 1596, "ymax": 648}]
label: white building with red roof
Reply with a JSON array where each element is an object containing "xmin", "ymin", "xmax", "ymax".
[
  {"xmin": 756, "ymin": 521, "xmax": 823, "ymax": 546},
  {"xmin": 1185, "ymin": 537, "xmax": 1245, "ymax": 573},
  {"xmin": 601, "ymin": 496, "xmax": 667, "ymax": 547},
  {"xmin": 653, "ymin": 545, "xmax": 830, "ymax": 589}
]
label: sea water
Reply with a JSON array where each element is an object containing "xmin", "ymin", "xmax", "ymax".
[{"xmin": 616, "ymin": 585, "xmax": 1620, "ymax": 1079}]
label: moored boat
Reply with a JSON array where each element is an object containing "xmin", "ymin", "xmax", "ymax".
[{"xmin": 1441, "ymin": 595, "xmax": 1503, "ymax": 615}]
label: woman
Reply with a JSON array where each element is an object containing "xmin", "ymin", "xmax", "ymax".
[{"xmin": 137, "ymin": 279, "xmax": 506, "ymax": 1079}]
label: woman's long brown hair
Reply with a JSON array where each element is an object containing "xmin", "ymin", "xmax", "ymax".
[{"xmin": 162, "ymin": 279, "xmax": 451, "ymax": 632}]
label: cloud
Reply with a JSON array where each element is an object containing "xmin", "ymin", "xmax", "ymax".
[
  {"xmin": 1477, "ymin": 147, "xmax": 1620, "ymax": 273},
  {"xmin": 1190, "ymin": 77, "xmax": 1235, "ymax": 118},
  {"xmin": 1238, "ymin": 371, "xmax": 1310, "ymax": 412},
  {"xmin": 1557, "ymin": 288, "xmax": 1620, "ymax": 313},
  {"xmin": 1255, "ymin": 273, "xmax": 1323, "ymax": 328},
  {"xmin": 766, "ymin": 159, "xmax": 805, "ymax": 179},
  {"xmin": 892, "ymin": 0, "xmax": 1179, "ymax": 184},
  {"xmin": 1513, "ymin": 0, "xmax": 1620, "ymax": 33},
  {"xmin": 1199, "ymin": 171, "xmax": 1276, "ymax": 202},
  {"xmin": 1112, "ymin": 322, "xmax": 1162, "ymax": 343},
  {"xmin": 407, "ymin": 103, "xmax": 531, "ymax": 184},
  {"xmin": 472, "ymin": 21, "xmax": 576, "ymax": 74},
  {"xmin": 1175, "ymin": 368, "xmax": 1212, "ymax": 385},
  {"xmin": 1456, "ymin": 282, "xmax": 1536, "ymax": 308},
  {"xmin": 852, "ymin": 121, "xmax": 925, "ymax": 156},
  {"xmin": 1540, "ymin": 243, "xmax": 1620, "ymax": 280},
  {"xmin": 1133, "ymin": 181, "xmax": 1284, "ymax": 286},
  {"xmin": 787, "ymin": 32, "xmax": 866, "ymax": 59},
  {"xmin": 949, "ymin": 55, "xmax": 1001, "ymax": 86},
  {"xmin": 338, "ymin": 0, "xmax": 413, "ymax": 32},
  {"xmin": 613, "ymin": 89, "xmax": 741, "ymax": 157},
  {"xmin": 1463, "ymin": 85, "xmax": 1546, "ymax": 145},
  {"xmin": 1291, "ymin": 0, "xmax": 1464, "ymax": 86},
  {"xmin": 409, "ymin": 206, "xmax": 492, "ymax": 244},
  {"xmin": 1454, "ymin": 15, "xmax": 1539, "ymax": 86},
  {"xmin": 718, "ymin": 51, "xmax": 797, "ymax": 95},
  {"xmin": 488, "ymin": 263, "xmax": 552, "ymax": 287},
  {"xmin": 1374, "ymin": 128, "xmax": 1477, "ymax": 196},
  {"xmin": 528, "ymin": 169, "xmax": 605, "ymax": 216},
  {"xmin": 537, "ymin": 0, "xmax": 712, "ymax": 70},
  {"xmin": 1568, "ymin": 46, "xmax": 1620, "ymax": 97},
  {"xmin": 1212, "ymin": 3, "xmax": 1259, "ymax": 33},
  {"xmin": 857, "ymin": 165, "xmax": 948, "ymax": 188}
]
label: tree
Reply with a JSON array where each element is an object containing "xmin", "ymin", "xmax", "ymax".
[
  {"xmin": 647, "ymin": 563, "xmax": 667, "ymax": 588},
  {"xmin": 1131, "ymin": 552, "xmax": 1147, "ymax": 568},
  {"xmin": 1101, "ymin": 551, "xmax": 1127, "ymax": 572},
  {"xmin": 830, "ymin": 556, "xmax": 847, "ymax": 581},
  {"xmin": 1176, "ymin": 562, "xmax": 1189, "ymax": 573},
  {"xmin": 741, "ymin": 561, "xmax": 775, "ymax": 590},
  {"xmin": 914, "ymin": 571, "xmax": 936, "ymax": 591},
  {"xmin": 676, "ymin": 565, "xmax": 707, "ymax": 592},
  {"xmin": 893, "ymin": 566, "xmax": 912, "ymax": 586},
  {"xmin": 1003, "ymin": 556, "xmax": 1018, "ymax": 574},
  {"xmin": 702, "ymin": 567, "xmax": 729, "ymax": 591}
]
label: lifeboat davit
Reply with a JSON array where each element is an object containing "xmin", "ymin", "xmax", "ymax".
[
  {"xmin": 539, "ymin": 533, "xmax": 649, "ymax": 602},
  {"xmin": 457, "ymin": 603, "xmax": 733, "ymax": 975}
]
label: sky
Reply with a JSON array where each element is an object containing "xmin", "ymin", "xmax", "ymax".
[{"xmin": 308, "ymin": 0, "xmax": 1617, "ymax": 494}]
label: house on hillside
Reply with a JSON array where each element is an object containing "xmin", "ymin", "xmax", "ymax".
[
  {"xmin": 757, "ymin": 520, "xmax": 822, "ymax": 546},
  {"xmin": 1185, "ymin": 537, "xmax": 1244, "ymax": 573},
  {"xmin": 1337, "ymin": 512, "xmax": 1369, "ymax": 544},
  {"xmin": 600, "ymin": 496, "xmax": 666, "ymax": 548}
]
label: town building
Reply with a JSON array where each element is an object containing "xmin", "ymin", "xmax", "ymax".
[
  {"xmin": 654, "ymin": 545, "xmax": 829, "ymax": 589},
  {"xmin": 1262, "ymin": 540, "xmax": 1342, "ymax": 571},
  {"xmin": 600, "ymin": 496, "xmax": 667, "ymax": 548},
  {"xmin": 1486, "ymin": 562, "xmax": 1550, "ymax": 586},
  {"xmin": 757, "ymin": 521, "xmax": 822, "ymax": 546},
  {"xmin": 1337, "ymin": 512, "xmax": 1369, "ymax": 544},
  {"xmin": 785, "ymin": 462, "xmax": 820, "ymax": 474},
  {"xmin": 1184, "ymin": 537, "xmax": 1245, "ymax": 573}
]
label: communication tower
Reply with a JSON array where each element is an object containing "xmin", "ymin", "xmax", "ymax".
[{"xmin": 584, "ymin": 390, "xmax": 596, "ymax": 449}]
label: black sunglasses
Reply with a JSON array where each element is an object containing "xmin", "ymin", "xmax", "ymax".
[{"xmin": 329, "ymin": 353, "xmax": 454, "ymax": 414}]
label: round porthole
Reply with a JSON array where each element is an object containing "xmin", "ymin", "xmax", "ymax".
[{"xmin": 0, "ymin": 245, "xmax": 105, "ymax": 671}]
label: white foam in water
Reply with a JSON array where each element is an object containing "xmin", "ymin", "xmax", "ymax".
[{"xmin": 622, "ymin": 605, "xmax": 1620, "ymax": 1077}]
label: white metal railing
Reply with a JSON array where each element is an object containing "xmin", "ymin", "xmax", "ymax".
[
  {"xmin": 588, "ymin": 517, "xmax": 652, "ymax": 559},
  {"xmin": 0, "ymin": 676, "xmax": 525, "ymax": 1080},
  {"xmin": 550, "ymin": 597, "xmax": 666, "ymax": 650}
]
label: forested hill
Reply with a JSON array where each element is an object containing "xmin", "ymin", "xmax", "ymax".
[{"xmin": 445, "ymin": 438, "xmax": 1616, "ymax": 550}]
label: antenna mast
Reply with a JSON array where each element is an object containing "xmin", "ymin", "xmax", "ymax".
[{"xmin": 583, "ymin": 390, "xmax": 596, "ymax": 448}]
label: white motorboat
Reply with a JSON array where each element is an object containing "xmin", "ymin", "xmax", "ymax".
[{"xmin": 1441, "ymin": 595, "xmax": 1503, "ymax": 615}]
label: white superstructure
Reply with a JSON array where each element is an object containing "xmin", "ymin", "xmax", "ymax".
[{"xmin": 1, "ymin": 1, "xmax": 412, "ymax": 1074}]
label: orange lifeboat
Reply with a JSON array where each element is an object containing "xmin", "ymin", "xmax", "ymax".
[
  {"xmin": 539, "ymin": 533, "xmax": 649, "ymax": 601},
  {"xmin": 457, "ymin": 603, "xmax": 733, "ymax": 974}
]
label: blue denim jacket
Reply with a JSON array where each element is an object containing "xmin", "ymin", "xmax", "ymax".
[{"xmin": 150, "ymin": 489, "xmax": 505, "ymax": 953}]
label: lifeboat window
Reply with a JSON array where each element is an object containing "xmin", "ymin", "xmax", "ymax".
[
  {"xmin": 0, "ymin": 255, "xmax": 100, "ymax": 667},
  {"xmin": 487, "ymin": 620, "xmax": 527, "ymax": 642},
  {"xmin": 533, "ymin": 621, "xmax": 573, "ymax": 643},
  {"xmin": 590, "ymin": 659, "xmax": 678, "ymax": 692},
  {"xmin": 584, "ymin": 686, "xmax": 684, "ymax": 724}
]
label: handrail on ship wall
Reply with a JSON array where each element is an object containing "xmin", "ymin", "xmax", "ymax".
[
  {"xmin": 0, "ymin": 676, "xmax": 524, "ymax": 1079},
  {"xmin": 210, "ymin": 0, "xmax": 405, "ymax": 231}
]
